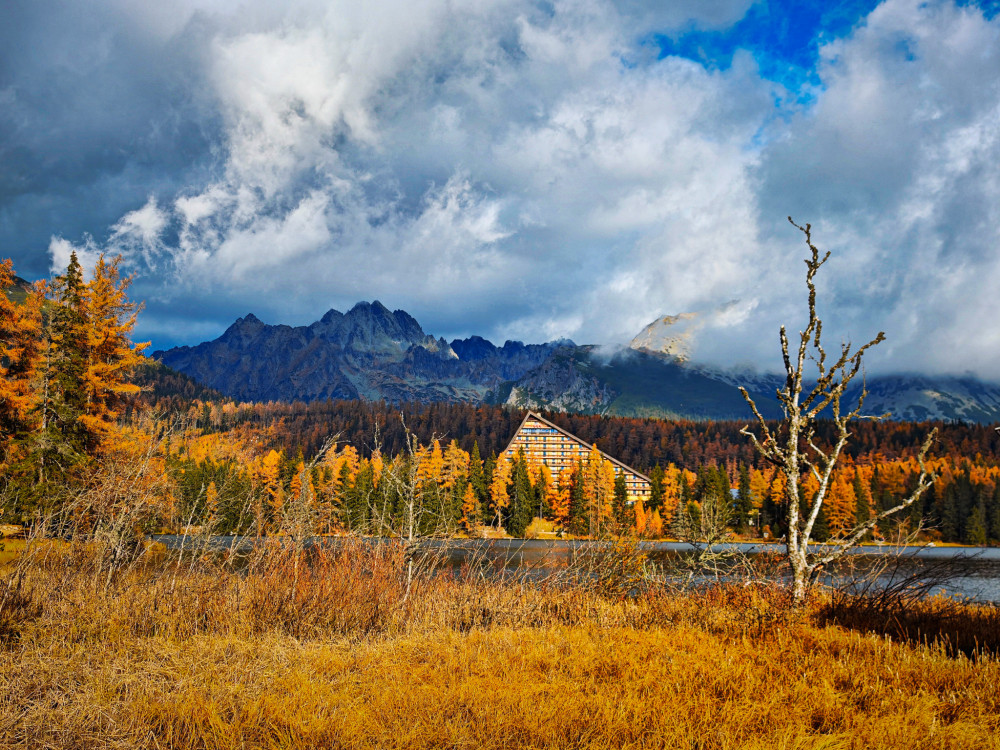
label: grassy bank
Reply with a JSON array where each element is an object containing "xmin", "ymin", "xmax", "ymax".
[{"xmin": 1, "ymin": 540, "xmax": 998, "ymax": 749}]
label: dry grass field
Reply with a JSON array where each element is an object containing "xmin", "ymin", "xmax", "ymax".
[{"xmin": 1, "ymin": 539, "xmax": 998, "ymax": 749}]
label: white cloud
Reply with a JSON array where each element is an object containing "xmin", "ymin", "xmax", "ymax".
[
  {"xmin": 40, "ymin": 0, "xmax": 1000, "ymax": 380},
  {"xmin": 753, "ymin": 0, "xmax": 1000, "ymax": 375}
]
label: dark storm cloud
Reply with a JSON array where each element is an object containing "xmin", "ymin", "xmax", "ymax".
[
  {"xmin": 5, "ymin": 0, "xmax": 1000, "ymax": 377},
  {"xmin": 0, "ymin": 0, "xmax": 219, "ymax": 276}
]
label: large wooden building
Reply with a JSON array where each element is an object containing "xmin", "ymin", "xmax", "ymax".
[{"xmin": 502, "ymin": 412, "xmax": 651, "ymax": 502}]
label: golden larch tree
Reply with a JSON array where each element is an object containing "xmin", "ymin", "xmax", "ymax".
[
  {"xmin": 460, "ymin": 483, "xmax": 480, "ymax": 535},
  {"xmin": 78, "ymin": 254, "xmax": 149, "ymax": 447},
  {"xmin": 0, "ymin": 259, "xmax": 43, "ymax": 468},
  {"xmin": 548, "ymin": 466, "xmax": 573, "ymax": 530},
  {"xmin": 489, "ymin": 457, "xmax": 512, "ymax": 529}
]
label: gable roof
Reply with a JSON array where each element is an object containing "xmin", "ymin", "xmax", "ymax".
[{"xmin": 502, "ymin": 411, "xmax": 652, "ymax": 484}]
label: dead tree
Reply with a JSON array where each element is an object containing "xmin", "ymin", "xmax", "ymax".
[{"xmin": 739, "ymin": 218, "xmax": 937, "ymax": 605}]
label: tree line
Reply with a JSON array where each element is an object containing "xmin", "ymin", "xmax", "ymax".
[
  {"xmin": 4, "ymin": 252, "xmax": 999, "ymax": 546},
  {"xmin": 134, "ymin": 390, "xmax": 1000, "ymax": 472},
  {"xmin": 159, "ymin": 417, "xmax": 1000, "ymax": 544}
]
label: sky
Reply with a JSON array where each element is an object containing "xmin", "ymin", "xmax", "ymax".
[{"xmin": 2, "ymin": 0, "xmax": 1000, "ymax": 376}]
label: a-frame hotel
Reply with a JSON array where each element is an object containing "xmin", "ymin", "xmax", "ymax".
[{"xmin": 502, "ymin": 412, "xmax": 652, "ymax": 502}]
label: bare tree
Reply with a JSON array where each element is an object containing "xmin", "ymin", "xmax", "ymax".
[
  {"xmin": 739, "ymin": 218, "xmax": 937, "ymax": 605},
  {"xmin": 670, "ymin": 488, "xmax": 734, "ymax": 576}
]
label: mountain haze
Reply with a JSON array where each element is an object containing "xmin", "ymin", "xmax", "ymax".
[{"xmin": 155, "ymin": 304, "xmax": 1000, "ymax": 423}]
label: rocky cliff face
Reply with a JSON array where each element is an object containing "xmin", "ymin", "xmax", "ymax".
[
  {"xmin": 499, "ymin": 347, "xmax": 618, "ymax": 414},
  {"xmin": 628, "ymin": 312, "xmax": 698, "ymax": 362},
  {"xmin": 156, "ymin": 301, "xmax": 561, "ymax": 404}
]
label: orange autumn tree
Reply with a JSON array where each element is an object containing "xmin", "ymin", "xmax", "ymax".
[
  {"xmin": 548, "ymin": 467, "xmax": 573, "ymax": 531},
  {"xmin": 582, "ymin": 446, "xmax": 616, "ymax": 537},
  {"xmin": 79, "ymin": 254, "xmax": 148, "ymax": 441},
  {"xmin": 489, "ymin": 457, "xmax": 512, "ymax": 529},
  {"xmin": 1, "ymin": 252, "xmax": 149, "ymax": 524},
  {"xmin": 252, "ymin": 449, "xmax": 283, "ymax": 533},
  {"xmin": 0, "ymin": 259, "xmax": 43, "ymax": 471},
  {"xmin": 460, "ymin": 482, "xmax": 480, "ymax": 535},
  {"xmin": 538, "ymin": 464, "xmax": 560, "ymax": 525}
]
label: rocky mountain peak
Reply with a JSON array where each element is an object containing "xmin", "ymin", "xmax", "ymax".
[
  {"xmin": 319, "ymin": 308, "xmax": 343, "ymax": 324},
  {"xmin": 451, "ymin": 335, "xmax": 499, "ymax": 361},
  {"xmin": 629, "ymin": 312, "xmax": 698, "ymax": 362},
  {"xmin": 220, "ymin": 313, "xmax": 266, "ymax": 342},
  {"xmin": 154, "ymin": 302, "xmax": 1000, "ymax": 423}
]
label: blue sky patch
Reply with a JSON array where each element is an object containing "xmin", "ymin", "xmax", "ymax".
[{"xmin": 653, "ymin": 0, "xmax": 883, "ymax": 94}]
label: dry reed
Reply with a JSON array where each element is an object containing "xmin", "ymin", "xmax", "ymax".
[{"xmin": 1, "ymin": 538, "xmax": 998, "ymax": 749}]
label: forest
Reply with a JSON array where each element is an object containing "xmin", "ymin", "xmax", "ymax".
[
  {"xmin": 3, "ymin": 255, "xmax": 1000, "ymax": 545},
  {"xmin": 4, "ymin": 254, "xmax": 1000, "ymax": 750},
  {"xmin": 143, "ymin": 394, "xmax": 1000, "ymax": 545}
]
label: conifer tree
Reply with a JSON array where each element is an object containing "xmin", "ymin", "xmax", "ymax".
[
  {"xmin": 205, "ymin": 481, "xmax": 219, "ymax": 525},
  {"xmin": 612, "ymin": 472, "xmax": 630, "ymax": 529},
  {"xmin": 348, "ymin": 461, "xmax": 374, "ymax": 532},
  {"xmin": 989, "ymin": 483, "xmax": 1000, "ymax": 544},
  {"xmin": 648, "ymin": 464, "xmax": 665, "ymax": 512},
  {"xmin": 966, "ymin": 499, "xmax": 988, "ymax": 546},
  {"xmin": 79, "ymin": 255, "xmax": 148, "ymax": 441},
  {"xmin": 507, "ymin": 450, "xmax": 534, "ymax": 537},
  {"xmin": 568, "ymin": 463, "xmax": 587, "ymax": 536},
  {"xmin": 0, "ymin": 260, "xmax": 43, "ymax": 472},
  {"xmin": 549, "ymin": 467, "xmax": 572, "ymax": 532},
  {"xmin": 538, "ymin": 464, "xmax": 558, "ymax": 522},
  {"xmin": 852, "ymin": 472, "xmax": 873, "ymax": 541},
  {"xmin": 468, "ymin": 441, "xmax": 486, "ymax": 499},
  {"xmin": 460, "ymin": 481, "xmax": 480, "ymax": 535},
  {"xmin": 489, "ymin": 455, "xmax": 511, "ymax": 530},
  {"xmin": 735, "ymin": 464, "xmax": 753, "ymax": 532},
  {"xmin": 481, "ymin": 452, "xmax": 496, "ymax": 525},
  {"xmin": 41, "ymin": 251, "xmax": 90, "ymax": 470}
]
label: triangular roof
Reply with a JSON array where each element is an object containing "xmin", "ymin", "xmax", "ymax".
[{"xmin": 502, "ymin": 411, "xmax": 652, "ymax": 483}]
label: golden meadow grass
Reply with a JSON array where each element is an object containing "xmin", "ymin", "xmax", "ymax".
[{"xmin": 1, "ymin": 539, "xmax": 999, "ymax": 749}]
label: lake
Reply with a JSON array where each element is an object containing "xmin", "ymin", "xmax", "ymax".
[{"xmin": 149, "ymin": 536, "xmax": 1000, "ymax": 604}]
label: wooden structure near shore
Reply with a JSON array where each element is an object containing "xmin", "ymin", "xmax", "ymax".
[{"xmin": 501, "ymin": 412, "xmax": 651, "ymax": 502}]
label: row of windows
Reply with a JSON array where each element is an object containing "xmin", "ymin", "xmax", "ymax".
[{"xmin": 507, "ymin": 422, "xmax": 651, "ymax": 496}]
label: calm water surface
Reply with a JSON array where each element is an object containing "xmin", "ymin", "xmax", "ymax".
[{"xmin": 150, "ymin": 536, "xmax": 1000, "ymax": 604}]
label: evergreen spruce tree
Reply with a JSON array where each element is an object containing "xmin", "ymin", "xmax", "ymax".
[
  {"xmin": 612, "ymin": 472, "xmax": 630, "ymax": 529},
  {"xmin": 507, "ymin": 451, "xmax": 534, "ymax": 537},
  {"xmin": 43, "ymin": 252, "xmax": 89, "ymax": 456},
  {"xmin": 468, "ymin": 442, "xmax": 487, "ymax": 505},
  {"xmin": 348, "ymin": 461, "xmax": 374, "ymax": 532},
  {"xmin": 988, "ymin": 483, "xmax": 1000, "ymax": 544},
  {"xmin": 762, "ymin": 483, "xmax": 786, "ymax": 539},
  {"xmin": 966, "ymin": 500, "xmax": 988, "ymax": 546},
  {"xmin": 679, "ymin": 473, "xmax": 691, "ymax": 506},
  {"xmin": 937, "ymin": 483, "xmax": 961, "ymax": 543},
  {"xmin": 735, "ymin": 464, "xmax": 753, "ymax": 532},
  {"xmin": 852, "ymin": 473, "xmax": 872, "ymax": 541},
  {"xmin": 648, "ymin": 464, "xmax": 665, "ymax": 512},
  {"xmin": 812, "ymin": 504, "xmax": 830, "ymax": 542},
  {"xmin": 336, "ymin": 461, "xmax": 354, "ymax": 528},
  {"xmin": 482, "ymin": 453, "xmax": 497, "ymax": 526}
]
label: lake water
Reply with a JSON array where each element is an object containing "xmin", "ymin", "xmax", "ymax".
[{"xmin": 150, "ymin": 536, "xmax": 1000, "ymax": 604}]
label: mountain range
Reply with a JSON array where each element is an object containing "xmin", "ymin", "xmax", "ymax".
[{"xmin": 154, "ymin": 301, "xmax": 1000, "ymax": 423}]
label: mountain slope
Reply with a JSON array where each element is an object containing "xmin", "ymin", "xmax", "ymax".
[
  {"xmin": 847, "ymin": 376, "xmax": 1000, "ymax": 423},
  {"xmin": 492, "ymin": 347, "xmax": 784, "ymax": 420},
  {"xmin": 156, "ymin": 302, "xmax": 560, "ymax": 404},
  {"xmin": 156, "ymin": 302, "xmax": 1000, "ymax": 423}
]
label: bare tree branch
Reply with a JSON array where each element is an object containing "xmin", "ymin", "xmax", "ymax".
[{"xmin": 739, "ymin": 218, "xmax": 937, "ymax": 604}]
